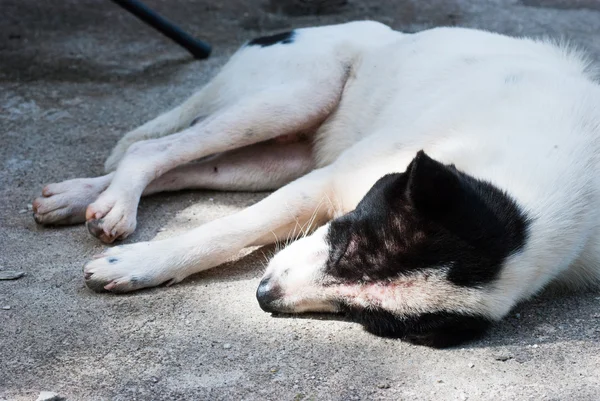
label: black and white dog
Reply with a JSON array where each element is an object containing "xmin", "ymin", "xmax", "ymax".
[{"xmin": 33, "ymin": 21, "xmax": 600, "ymax": 347}]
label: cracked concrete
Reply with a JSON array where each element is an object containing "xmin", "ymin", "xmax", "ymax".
[{"xmin": 1, "ymin": 0, "xmax": 599, "ymax": 399}]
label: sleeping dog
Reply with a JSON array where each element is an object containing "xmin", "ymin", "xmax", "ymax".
[{"xmin": 33, "ymin": 21, "xmax": 600, "ymax": 347}]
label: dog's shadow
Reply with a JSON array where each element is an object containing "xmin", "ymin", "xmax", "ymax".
[
  {"xmin": 474, "ymin": 288, "xmax": 599, "ymax": 349},
  {"xmin": 132, "ymin": 191, "xmax": 600, "ymax": 349},
  {"xmin": 190, "ymin": 244, "xmax": 600, "ymax": 349}
]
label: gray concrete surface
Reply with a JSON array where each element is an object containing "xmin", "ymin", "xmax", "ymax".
[{"xmin": 1, "ymin": 0, "xmax": 599, "ymax": 400}]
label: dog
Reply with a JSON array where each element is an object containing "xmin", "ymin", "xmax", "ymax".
[{"xmin": 32, "ymin": 21, "xmax": 600, "ymax": 347}]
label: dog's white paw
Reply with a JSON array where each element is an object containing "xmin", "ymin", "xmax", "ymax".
[
  {"xmin": 85, "ymin": 191, "xmax": 138, "ymax": 244},
  {"xmin": 32, "ymin": 177, "xmax": 109, "ymax": 225},
  {"xmin": 83, "ymin": 242, "xmax": 183, "ymax": 293}
]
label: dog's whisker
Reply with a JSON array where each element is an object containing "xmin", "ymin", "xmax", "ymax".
[{"xmin": 302, "ymin": 199, "xmax": 325, "ymax": 239}]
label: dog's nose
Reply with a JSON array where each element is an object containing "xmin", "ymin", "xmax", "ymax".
[{"xmin": 256, "ymin": 278, "xmax": 282, "ymax": 313}]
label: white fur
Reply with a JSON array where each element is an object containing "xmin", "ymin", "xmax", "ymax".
[{"xmin": 35, "ymin": 21, "xmax": 600, "ymax": 320}]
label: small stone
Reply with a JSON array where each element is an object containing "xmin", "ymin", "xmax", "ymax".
[
  {"xmin": 378, "ymin": 382, "xmax": 391, "ymax": 389},
  {"xmin": 469, "ymin": 363, "xmax": 475, "ymax": 368},
  {"xmin": 494, "ymin": 353, "xmax": 513, "ymax": 362},
  {"xmin": 536, "ymin": 323, "xmax": 556, "ymax": 334},
  {"xmin": 532, "ymin": 344, "xmax": 538, "ymax": 348},
  {"xmin": 349, "ymin": 386, "xmax": 356, "ymax": 391},
  {"xmin": 19, "ymin": 209, "xmax": 28, "ymax": 214},
  {"xmin": 60, "ymin": 97, "xmax": 83, "ymax": 106},
  {"xmin": 2, "ymin": 306, "xmax": 11, "ymax": 310},
  {"xmin": 437, "ymin": 379, "xmax": 444, "ymax": 383},
  {"xmin": 459, "ymin": 392, "xmax": 468, "ymax": 401},
  {"xmin": 0, "ymin": 271, "xmax": 26, "ymax": 280},
  {"xmin": 514, "ymin": 352, "xmax": 531, "ymax": 364},
  {"xmin": 27, "ymin": 203, "xmax": 33, "ymax": 211},
  {"xmin": 151, "ymin": 376, "xmax": 159, "ymax": 383},
  {"xmin": 36, "ymin": 392, "xmax": 63, "ymax": 401},
  {"xmin": 223, "ymin": 343, "xmax": 232, "ymax": 349},
  {"xmin": 515, "ymin": 313, "xmax": 521, "ymax": 318}
]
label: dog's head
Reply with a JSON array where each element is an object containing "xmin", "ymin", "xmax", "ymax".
[{"xmin": 257, "ymin": 151, "xmax": 530, "ymax": 348}]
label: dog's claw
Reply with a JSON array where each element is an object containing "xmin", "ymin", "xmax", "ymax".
[
  {"xmin": 84, "ymin": 276, "xmax": 109, "ymax": 293},
  {"xmin": 32, "ymin": 213, "xmax": 43, "ymax": 224},
  {"xmin": 104, "ymin": 281, "xmax": 117, "ymax": 291},
  {"xmin": 86, "ymin": 219, "xmax": 120, "ymax": 244},
  {"xmin": 86, "ymin": 218, "xmax": 104, "ymax": 236}
]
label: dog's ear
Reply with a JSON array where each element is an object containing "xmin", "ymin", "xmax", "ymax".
[
  {"xmin": 402, "ymin": 151, "xmax": 527, "ymax": 257},
  {"xmin": 404, "ymin": 150, "xmax": 464, "ymax": 219}
]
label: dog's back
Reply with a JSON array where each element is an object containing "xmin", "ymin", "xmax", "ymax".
[
  {"xmin": 37, "ymin": 21, "xmax": 600, "ymax": 345},
  {"xmin": 317, "ymin": 27, "xmax": 600, "ymax": 303}
]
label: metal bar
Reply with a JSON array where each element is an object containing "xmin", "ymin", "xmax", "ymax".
[{"xmin": 111, "ymin": 0, "xmax": 211, "ymax": 59}]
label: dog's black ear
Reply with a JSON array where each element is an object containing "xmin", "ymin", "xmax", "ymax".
[{"xmin": 404, "ymin": 150, "xmax": 463, "ymax": 219}]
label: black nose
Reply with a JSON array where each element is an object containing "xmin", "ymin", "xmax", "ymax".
[{"xmin": 256, "ymin": 278, "xmax": 282, "ymax": 313}]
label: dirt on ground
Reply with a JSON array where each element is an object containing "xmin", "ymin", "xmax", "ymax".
[{"xmin": 1, "ymin": 0, "xmax": 599, "ymax": 400}]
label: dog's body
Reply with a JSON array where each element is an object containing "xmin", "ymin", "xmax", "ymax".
[{"xmin": 33, "ymin": 21, "xmax": 600, "ymax": 347}]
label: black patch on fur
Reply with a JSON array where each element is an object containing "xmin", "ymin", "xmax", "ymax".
[
  {"xmin": 247, "ymin": 31, "xmax": 295, "ymax": 47},
  {"xmin": 189, "ymin": 115, "xmax": 205, "ymax": 127},
  {"xmin": 324, "ymin": 151, "xmax": 529, "ymax": 346},
  {"xmin": 326, "ymin": 150, "xmax": 530, "ymax": 287},
  {"xmin": 340, "ymin": 304, "xmax": 491, "ymax": 348}
]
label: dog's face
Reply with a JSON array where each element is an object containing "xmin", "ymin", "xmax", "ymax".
[{"xmin": 257, "ymin": 151, "xmax": 529, "ymax": 348}]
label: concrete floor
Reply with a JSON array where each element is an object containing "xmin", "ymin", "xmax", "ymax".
[{"xmin": 1, "ymin": 0, "xmax": 599, "ymax": 400}]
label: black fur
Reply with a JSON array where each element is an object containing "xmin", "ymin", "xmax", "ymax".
[
  {"xmin": 247, "ymin": 31, "xmax": 295, "ymax": 47},
  {"xmin": 340, "ymin": 304, "xmax": 492, "ymax": 348},
  {"xmin": 326, "ymin": 150, "xmax": 530, "ymax": 286},
  {"xmin": 189, "ymin": 115, "xmax": 205, "ymax": 127},
  {"xmin": 324, "ymin": 151, "xmax": 530, "ymax": 346}
]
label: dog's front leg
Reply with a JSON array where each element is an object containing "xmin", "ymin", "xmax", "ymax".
[{"xmin": 83, "ymin": 167, "xmax": 334, "ymax": 293}]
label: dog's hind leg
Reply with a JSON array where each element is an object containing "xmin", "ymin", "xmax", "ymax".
[
  {"xmin": 85, "ymin": 82, "xmax": 343, "ymax": 243},
  {"xmin": 33, "ymin": 139, "xmax": 313, "ymax": 226},
  {"xmin": 143, "ymin": 139, "xmax": 314, "ymax": 194},
  {"xmin": 104, "ymin": 87, "xmax": 218, "ymax": 172},
  {"xmin": 83, "ymin": 166, "xmax": 334, "ymax": 292}
]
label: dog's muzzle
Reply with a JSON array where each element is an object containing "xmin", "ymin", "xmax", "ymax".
[{"xmin": 256, "ymin": 277, "xmax": 283, "ymax": 313}]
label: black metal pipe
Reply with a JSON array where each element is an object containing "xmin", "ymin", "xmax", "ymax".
[{"xmin": 111, "ymin": 0, "xmax": 211, "ymax": 59}]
